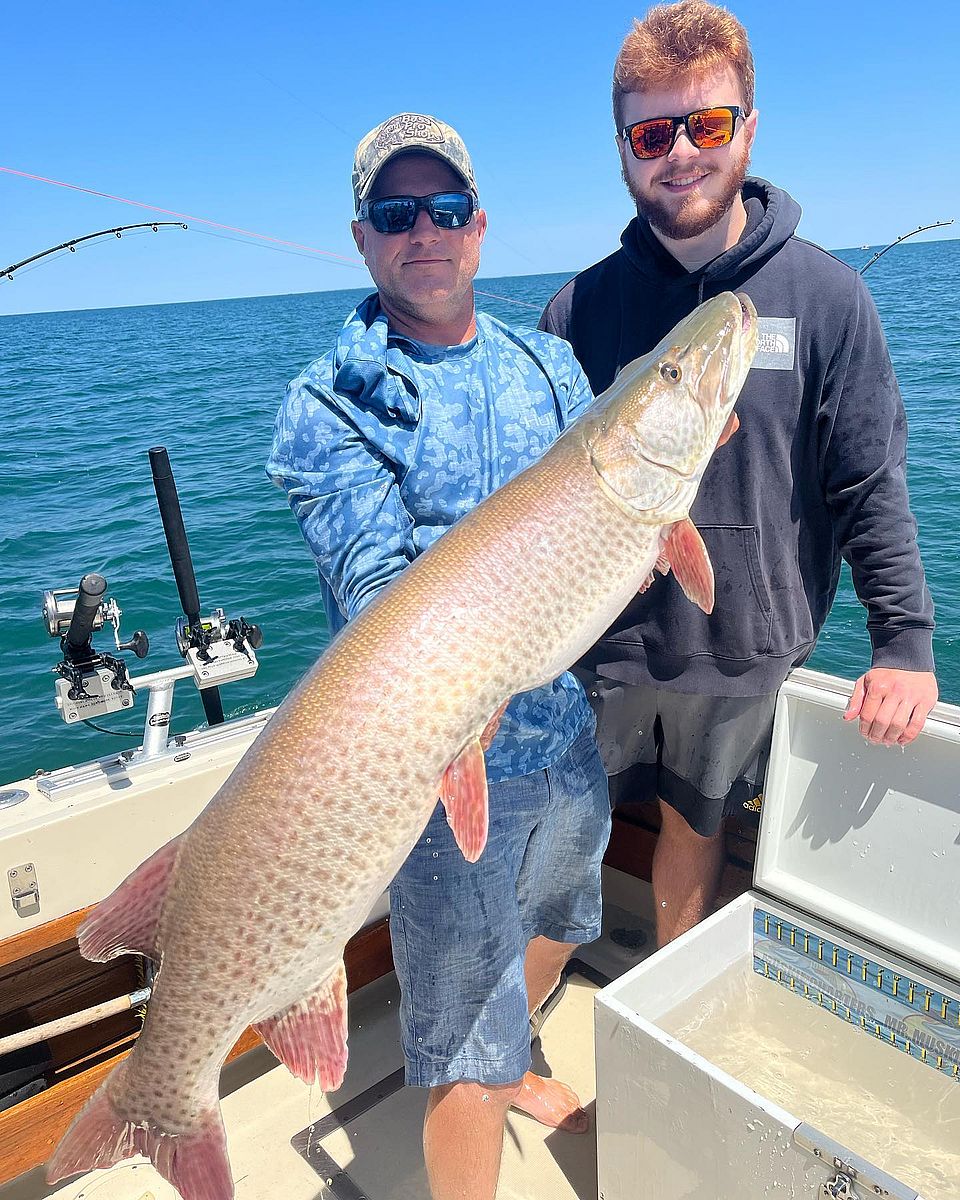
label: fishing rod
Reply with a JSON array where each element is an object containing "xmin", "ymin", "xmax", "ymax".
[
  {"xmin": 149, "ymin": 447, "xmax": 227, "ymax": 728},
  {"xmin": 1, "ymin": 221, "xmax": 187, "ymax": 281},
  {"xmin": 859, "ymin": 219, "xmax": 954, "ymax": 274}
]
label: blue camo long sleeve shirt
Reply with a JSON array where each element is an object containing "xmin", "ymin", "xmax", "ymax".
[{"xmin": 267, "ymin": 294, "xmax": 595, "ymax": 782}]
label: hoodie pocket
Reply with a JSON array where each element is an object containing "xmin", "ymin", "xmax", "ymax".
[
  {"xmin": 696, "ymin": 525, "xmax": 772, "ymax": 657},
  {"xmin": 622, "ymin": 524, "xmax": 774, "ymax": 661}
]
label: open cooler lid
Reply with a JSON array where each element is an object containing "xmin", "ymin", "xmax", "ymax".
[{"xmin": 755, "ymin": 667, "xmax": 960, "ymax": 985}]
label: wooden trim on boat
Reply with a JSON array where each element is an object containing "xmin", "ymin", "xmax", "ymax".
[
  {"xmin": 0, "ymin": 915, "xmax": 394, "ymax": 1186},
  {"xmin": 0, "ymin": 907, "xmax": 90, "ymax": 971}
]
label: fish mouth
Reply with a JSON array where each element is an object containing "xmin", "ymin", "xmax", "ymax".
[{"xmin": 736, "ymin": 292, "xmax": 756, "ymax": 334}]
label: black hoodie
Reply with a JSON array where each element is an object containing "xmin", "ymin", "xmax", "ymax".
[{"xmin": 541, "ymin": 178, "xmax": 934, "ymax": 696}]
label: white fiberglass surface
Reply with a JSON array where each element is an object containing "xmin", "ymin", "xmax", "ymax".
[{"xmin": 756, "ymin": 671, "xmax": 960, "ymax": 983}]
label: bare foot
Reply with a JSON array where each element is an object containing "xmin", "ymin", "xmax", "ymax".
[{"xmin": 510, "ymin": 1072, "xmax": 589, "ymax": 1133}]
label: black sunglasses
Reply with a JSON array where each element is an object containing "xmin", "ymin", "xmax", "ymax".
[
  {"xmin": 621, "ymin": 106, "xmax": 745, "ymax": 159},
  {"xmin": 357, "ymin": 191, "xmax": 476, "ymax": 235}
]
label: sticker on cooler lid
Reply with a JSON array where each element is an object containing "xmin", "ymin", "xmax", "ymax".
[{"xmin": 753, "ymin": 908, "xmax": 960, "ymax": 1081}]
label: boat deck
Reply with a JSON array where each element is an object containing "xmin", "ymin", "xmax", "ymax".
[{"xmin": 0, "ymin": 868, "xmax": 656, "ymax": 1200}]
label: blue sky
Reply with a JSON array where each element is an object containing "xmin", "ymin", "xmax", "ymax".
[{"xmin": 2, "ymin": 0, "xmax": 957, "ymax": 314}]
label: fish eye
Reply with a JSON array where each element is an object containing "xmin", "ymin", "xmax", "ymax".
[{"xmin": 660, "ymin": 362, "xmax": 682, "ymax": 383}]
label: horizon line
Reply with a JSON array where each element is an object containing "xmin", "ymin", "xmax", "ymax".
[{"xmin": 1, "ymin": 237, "xmax": 956, "ymax": 320}]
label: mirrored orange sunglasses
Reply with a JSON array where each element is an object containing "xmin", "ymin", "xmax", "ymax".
[{"xmin": 621, "ymin": 106, "xmax": 745, "ymax": 160}]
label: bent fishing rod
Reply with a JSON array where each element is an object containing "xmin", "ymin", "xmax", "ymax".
[
  {"xmin": 1, "ymin": 221, "xmax": 187, "ymax": 281},
  {"xmin": 860, "ymin": 218, "xmax": 954, "ymax": 274}
]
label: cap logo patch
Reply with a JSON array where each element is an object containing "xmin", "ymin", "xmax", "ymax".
[{"xmin": 373, "ymin": 114, "xmax": 445, "ymax": 154}]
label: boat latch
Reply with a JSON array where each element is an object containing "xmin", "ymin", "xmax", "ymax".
[
  {"xmin": 821, "ymin": 1175, "xmax": 857, "ymax": 1200},
  {"xmin": 7, "ymin": 863, "xmax": 40, "ymax": 919},
  {"xmin": 794, "ymin": 1124, "xmax": 918, "ymax": 1199}
]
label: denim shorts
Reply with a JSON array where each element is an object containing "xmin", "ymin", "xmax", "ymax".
[{"xmin": 389, "ymin": 720, "xmax": 610, "ymax": 1088}]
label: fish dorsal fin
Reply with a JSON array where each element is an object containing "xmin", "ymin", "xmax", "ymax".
[
  {"xmin": 663, "ymin": 519, "xmax": 715, "ymax": 614},
  {"xmin": 78, "ymin": 834, "xmax": 184, "ymax": 963},
  {"xmin": 255, "ymin": 962, "xmax": 348, "ymax": 1091},
  {"xmin": 439, "ymin": 739, "xmax": 489, "ymax": 863}
]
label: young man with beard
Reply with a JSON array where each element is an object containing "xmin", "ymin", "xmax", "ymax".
[
  {"xmin": 541, "ymin": 1, "xmax": 937, "ymax": 946},
  {"xmin": 268, "ymin": 114, "xmax": 609, "ymax": 1200}
]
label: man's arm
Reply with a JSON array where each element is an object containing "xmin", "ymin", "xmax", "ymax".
[
  {"xmin": 266, "ymin": 372, "xmax": 414, "ymax": 625},
  {"xmin": 820, "ymin": 275, "xmax": 937, "ymax": 746}
]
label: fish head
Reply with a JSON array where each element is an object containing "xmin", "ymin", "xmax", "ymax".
[{"xmin": 584, "ymin": 291, "xmax": 757, "ymax": 523}]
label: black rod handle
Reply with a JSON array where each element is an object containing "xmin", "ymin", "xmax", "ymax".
[
  {"xmin": 64, "ymin": 573, "xmax": 107, "ymax": 654},
  {"xmin": 147, "ymin": 447, "xmax": 224, "ymax": 727},
  {"xmin": 148, "ymin": 447, "xmax": 201, "ymax": 623},
  {"xmin": 199, "ymin": 680, "xmax": 225, "ymax": 727}
]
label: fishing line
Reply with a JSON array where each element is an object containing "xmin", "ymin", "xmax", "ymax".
[
  {"xmin": 2, "ymin": 165, "xmax": 552, "ymax": 308},
  {"xmin": 474, "ymin": 290, "xmax": 542, "ymax": 311},
  {"xmin": 485, "ymin": 230, "xmax": 539, "ymax": 269},
  {"xmin": 2, "ymin": 245, "xmax": 109, "ymax": 284},
  {"xmin": 0, "ymin": 252, "xmax": 69, "ymax": 282},
  {"xmin": 1, "ymin": 225, "xmax": 180, "ymax": 283},
  {"xmin": 82, "ymin": 719, "xmax": 145, "ymax": 737},
  {"xmin": 0, "ymin": 166, "xmax": 361, "ymax": 268},
  {"xmin": 189, "ymin": 225, "xmax": 365, "ymax": 269},
  {"xmin": 252, "ymin": 68, "xmax": 354, "ymax": 140}
]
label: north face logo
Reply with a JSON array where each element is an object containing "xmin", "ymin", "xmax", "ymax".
[
  {"xmin": 753, "ymin": 317, "xmax": 797, "ymax": 371},
  {"xmin": 758, "ymin": 332, "xmax": 791, "ymax": 355}
]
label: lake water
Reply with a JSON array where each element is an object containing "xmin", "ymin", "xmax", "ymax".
[{"xmin": 1, "ymin": 240, "xmax": 957, "ymax": 784}]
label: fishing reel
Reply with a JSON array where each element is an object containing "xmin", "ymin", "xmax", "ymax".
[
  {"xmin": 41, "ymin": 574, "xmax": 150, "ymax": 724},
  {"xmin": 36, "ymin": 448, "xmax": 265, "ymax": 762},
  {"xmin": 175, "ymin": 608, "xmax": 263, "ymax": 690}
]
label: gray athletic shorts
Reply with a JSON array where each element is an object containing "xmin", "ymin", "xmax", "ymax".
[{"xmin": 576, "ymin": 673, "xmax": 776, "ymax": 837}]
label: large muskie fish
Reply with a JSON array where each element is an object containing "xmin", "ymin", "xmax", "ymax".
[{"xmin": 49, "ymin": 291, "xmax": 757, "ymax": 1199}]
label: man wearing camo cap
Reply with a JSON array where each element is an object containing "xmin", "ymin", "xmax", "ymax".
[{"xmin": 268, "ymin": 114, "xmax": 610, "ymax": 1199}]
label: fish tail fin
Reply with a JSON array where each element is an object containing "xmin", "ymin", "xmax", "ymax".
[{"xmin": 47, "ymin": 1074, "xmax": 233, "ymax": 1200}]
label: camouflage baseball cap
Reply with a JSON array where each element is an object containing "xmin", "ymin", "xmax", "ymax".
[{"xmin": 352, "ymin": 113, "xmax": 478, "ymax": 212}]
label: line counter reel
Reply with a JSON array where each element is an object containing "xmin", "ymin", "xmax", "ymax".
[
  {"xmin": 41, "ymin": 574, "xmax": 262, "ymax": 730},
  {"xmin": 38, "ymin": 445, "xmax": 262, "ymax": 759},
  {"xmin": 42, "ymin": 574, "xmax": 147, "ymax": 724},
  {"xmin": 175, "ymin": 609, "xmax": 263, "ymax": 689}
]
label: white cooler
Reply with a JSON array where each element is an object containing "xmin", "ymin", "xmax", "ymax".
[{"xmin": 595, "ymin": 668, "xmax": 960, "ymax": 1200}]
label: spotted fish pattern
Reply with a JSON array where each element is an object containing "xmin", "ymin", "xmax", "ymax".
[{"xmin": 47, "ymin": 292, "xmax": 757, "ymax": 1200}]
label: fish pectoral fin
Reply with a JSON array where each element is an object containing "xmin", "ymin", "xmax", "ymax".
[
  {"xmin": 77, "ymin": 834, "xmax": 184, "ymax": 963},
  {"xmin": 663, "ymin": 518, "xmax": 715, "ymax": 614},
  {"xmin": 479, "ymin": 698, "xmax": 511, "ymax": 751},
  {"xmin": 254, "ymin": 962, "xmax": 348, "ymax": 1091},
  {"xmin": 439, "ymin": 739, "xmax": 489, "ymax": 863}
]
